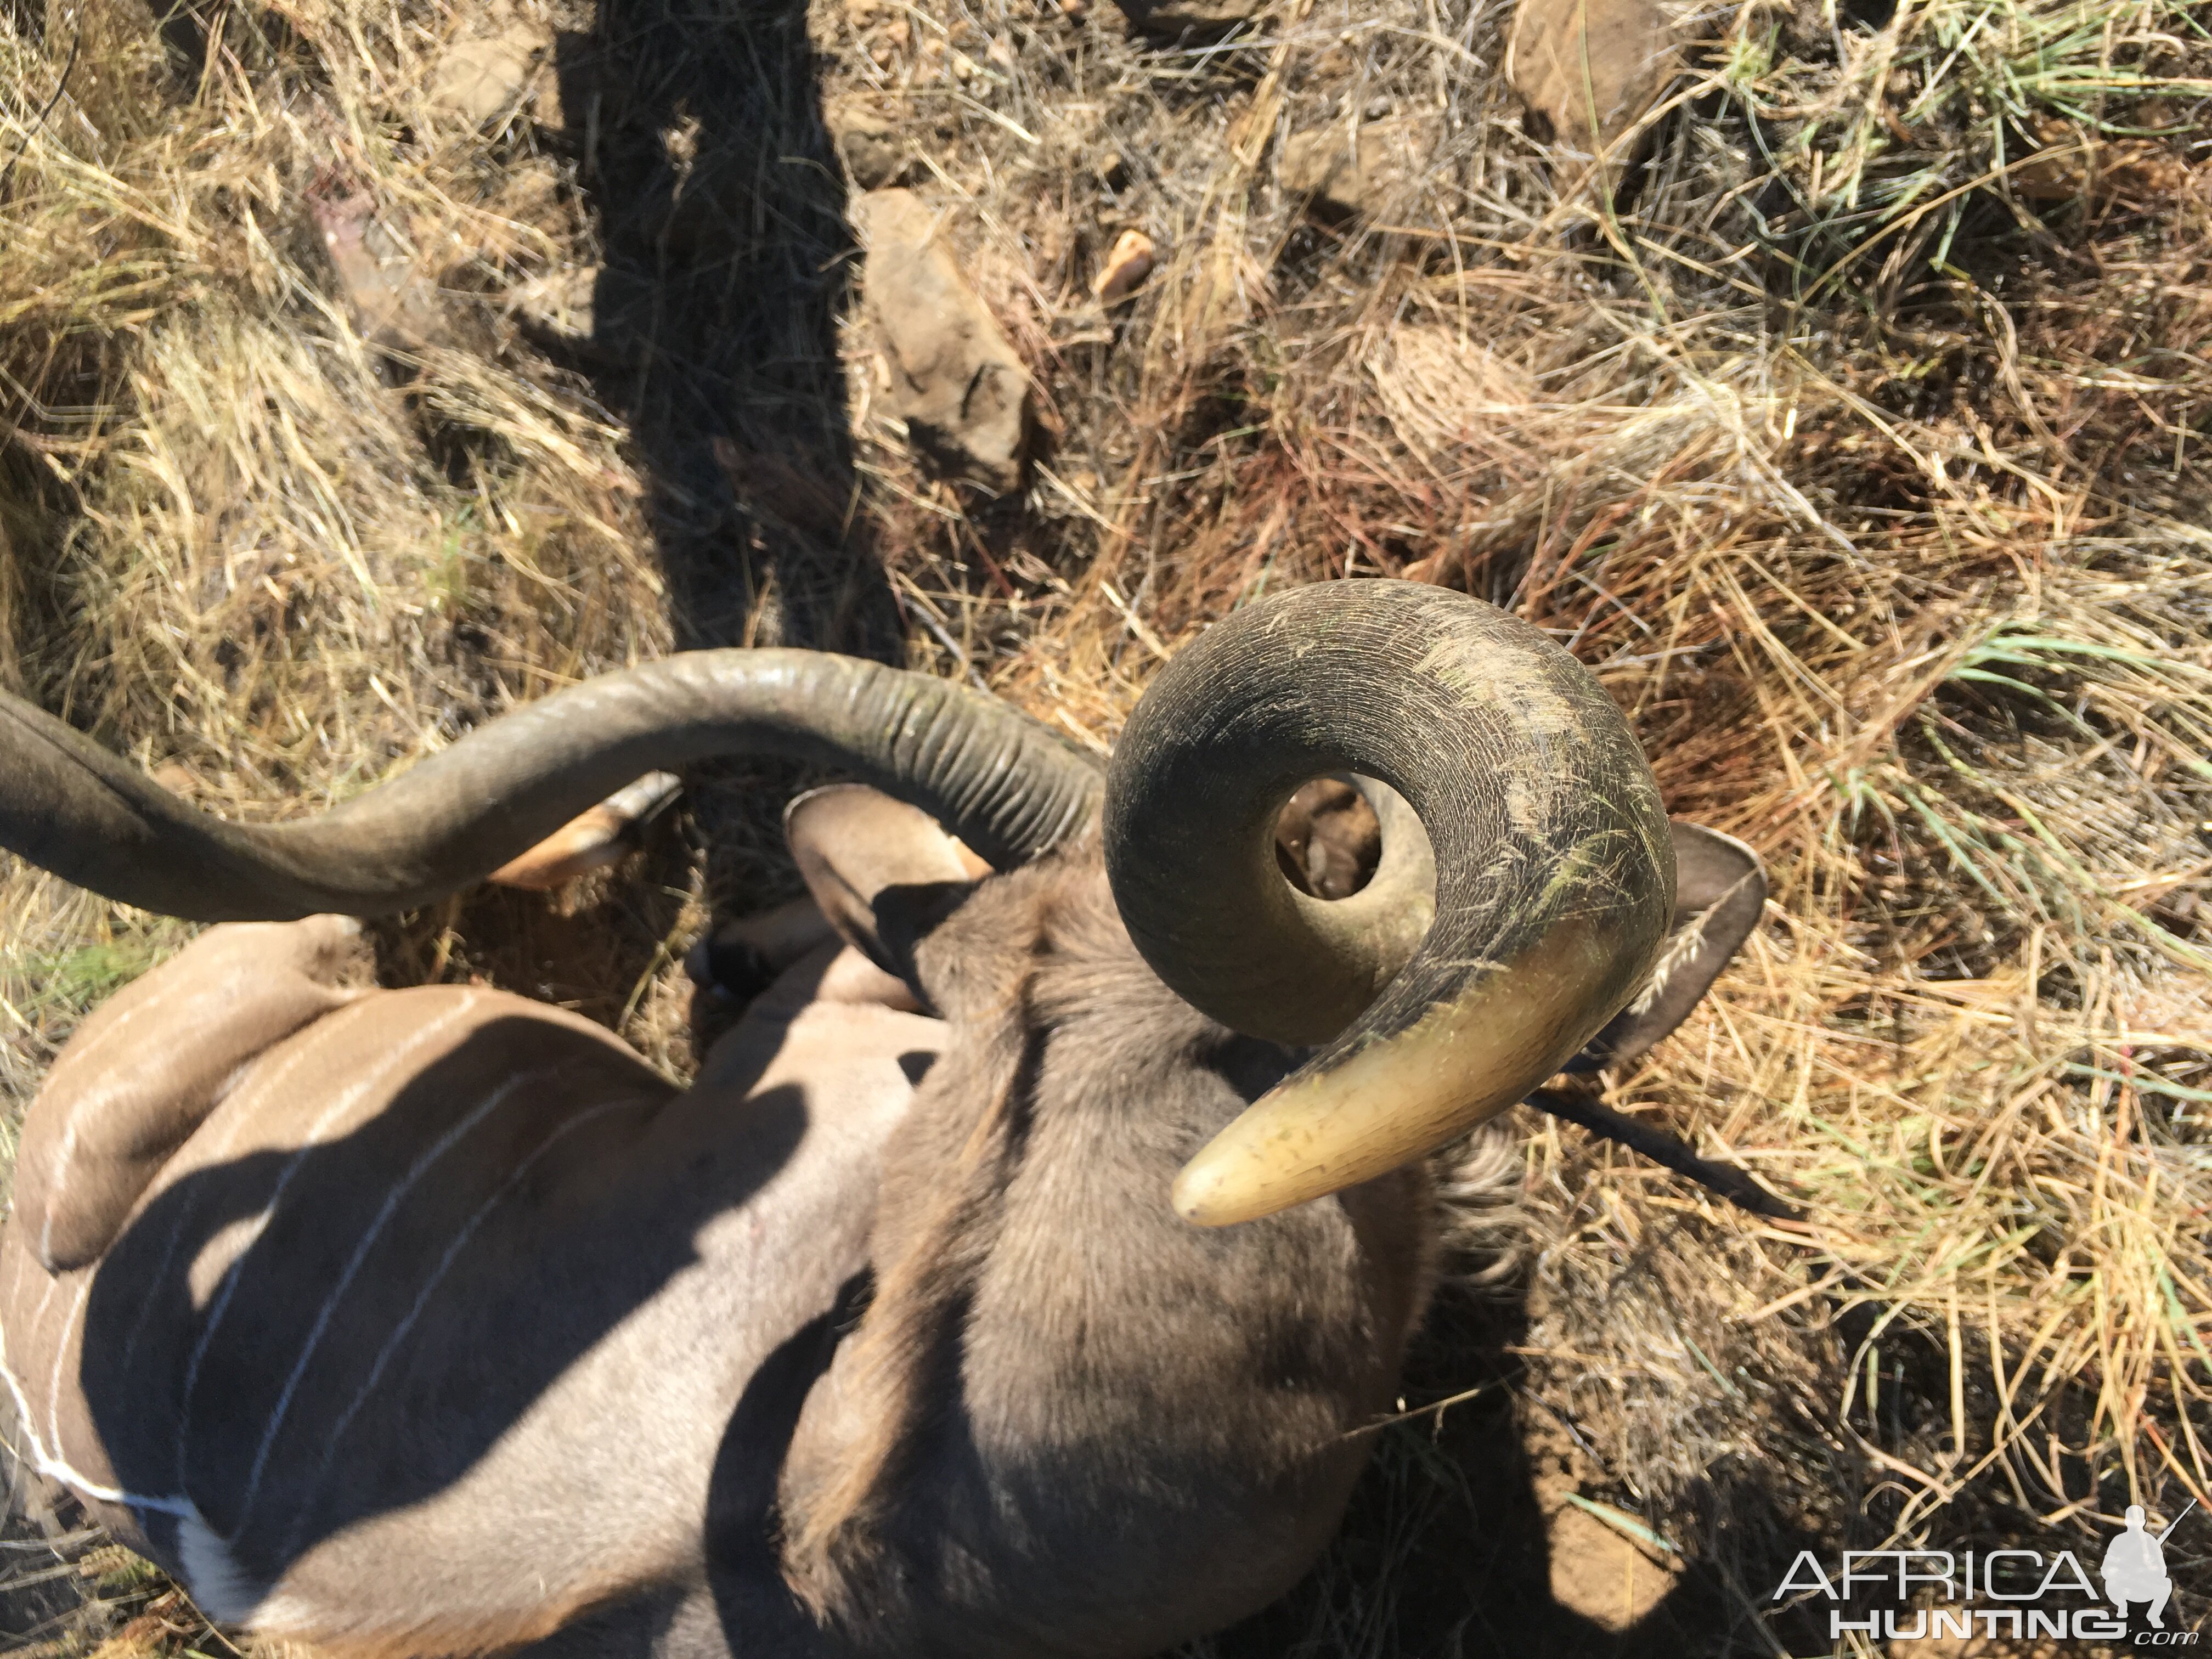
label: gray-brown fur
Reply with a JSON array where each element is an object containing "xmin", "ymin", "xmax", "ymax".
[
  {"xmin": 776, "ymin": 847, "xmax": 1434, "ymax": 1657},
  {"xmin": 1271, "ymin": 777, "xmax": 1380, "ymax": 901},
  {"xmin": 0, "ymin": 811, "xmax": 1432, "ymax": 1659},
  {"xmin": 0, "ymin": 915, "xmax": 939, "ymax": 1657}
]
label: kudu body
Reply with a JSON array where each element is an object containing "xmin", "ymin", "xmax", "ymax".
[
  {"xmin": 2, "ymin": 911, "xmax": 941, "ymax": 1655},
  {"xmin": 0, "ymin": 582, "xmax": 1765, "ymax": 1657}
]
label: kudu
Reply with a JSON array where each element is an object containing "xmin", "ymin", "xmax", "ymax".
[{"xmin": 0, "ymin": 580, "xmax": 1765, "ymax": 1657}]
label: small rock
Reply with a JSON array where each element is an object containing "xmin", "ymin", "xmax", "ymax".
[
  {"xmin": 1111, "ymin": 0, "xmax": 1264, "ymax": 32},
  {"xmin": 307, "ymin": 182, "xmax": 444, "ymax": 354},
  {"xmin": 428, "ymin": 22, "xmax": 550, "ymax": 126},
  {"xmin": 1092, "ymin": 228, "xmax": 1156, "ymax": 304},
  {"xmin": 827, "ymin": 99, "xmax": 910, "ymax": 190},
  {"xmin": 854, "ymin": 189, "xmax": 1031, "ymax": 493},
  {"xmin": 1279, "ymin": 116, "xmax": 1439, "ymax": 221},
  {"xmin": 840, "ymin": 127, "xmax": 907, "ymax": 189},
  {"xmin": 1506, "ymin": 0, "xmax": 1680, "ymax": 169},
  {"xmin": 2012, "ymin": 126, "xmax": 2091, "ymax": 202}
]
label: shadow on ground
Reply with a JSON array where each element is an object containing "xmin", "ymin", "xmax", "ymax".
[
  {"xmin": 370, "ymin": 0, "xmax": 917, "ymax": 1024},
  {"xmin": 547, "ymin": 0, "xmax": 898, "ymax": 663},
  {"xmin": 1199, "ymin": 1282, "xmax": 1826, "ymax": 1658}
]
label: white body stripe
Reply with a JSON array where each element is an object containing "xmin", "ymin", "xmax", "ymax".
[
  {"xmin": 279, "ymin": 1091, "xmax": 659, "ymax": 1559},
  {"xmin": 179, "ymin": 994, "xmax": 482, "ymax": 1485},
  {"xmin": 0, "ymin": 1295, "xmax": 195, "ymax": 1520},
  {"xmin": 238, "ymin": 1064, "xmax": 556, "ymax": 1519}
]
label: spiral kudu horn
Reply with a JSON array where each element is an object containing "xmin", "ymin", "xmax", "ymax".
[
  {"xmin": 0, "ymin": 653, "xmax": 1101, "ymax": 922},
  {"xmin": 1105, "ymin": 580, "xmax": 1674, "ymax": 1226}
]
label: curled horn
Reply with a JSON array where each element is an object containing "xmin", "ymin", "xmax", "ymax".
[
  {"xmin": 0, "ymin": 653, "xmax": 1101, "ymax": 922},
  {"xmin": 1105, "ymin": 580, "xmax": 1674, "ymax": 1226}
]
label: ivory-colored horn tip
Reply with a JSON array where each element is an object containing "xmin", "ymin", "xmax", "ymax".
[
  {"xmin": 489, "ymin": 807, "xmax": 629, "ymax": 890},
  {"xmin": 1169, "ymin": 1166, "xmax": 1240, "ymax": 1228},
  {"xmin": 1169, "ymin": 1149, "xmax": 1306, "ymax": 1228}
]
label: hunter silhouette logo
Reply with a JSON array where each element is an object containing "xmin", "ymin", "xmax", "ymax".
[
  {"xmin": 1774, "ymin": 1500, "xmax": 2199, "ymax": 1644},
  {"xmin": 2105, "ymin": 1502, "xmax": 2191, "ymax": 1630}
]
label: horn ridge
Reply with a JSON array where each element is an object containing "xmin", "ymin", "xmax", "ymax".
[{"xmin": 0, "ymin": 651, "xmax": 1101, "ymax": 922}]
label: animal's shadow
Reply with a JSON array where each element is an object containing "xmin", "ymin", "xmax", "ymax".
[{"xmin": 369, "ymin": 0, "xmax": 897, "ymax": 1034}]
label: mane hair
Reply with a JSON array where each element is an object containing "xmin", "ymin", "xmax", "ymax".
[{"xmin": 782, "ymin": 973, "xmax": 1043, "ymax": 1603}]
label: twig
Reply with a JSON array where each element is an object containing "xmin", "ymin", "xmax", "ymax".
[
  {"xmin": 0, "ymin": 10, "xmax": 84, "ymax": 199},
  {"xmin": 1525, "ymin": 1087, "xmax": 1805, "ymax": 1222}
]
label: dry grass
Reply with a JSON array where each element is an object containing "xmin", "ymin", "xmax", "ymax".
[{"xmin": 2, "ymin": 0, "xmax": 2209, "ymax": 1644}]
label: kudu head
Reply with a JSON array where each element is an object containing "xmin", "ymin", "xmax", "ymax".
[{"xmin": 0, "ymin": 580, "xmax": 1756, "ymax": 1226}]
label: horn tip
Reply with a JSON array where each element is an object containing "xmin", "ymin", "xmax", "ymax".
[{"xmin": 1169, "ymin": 1156, "xmax": 1280, "ymax": 1228}]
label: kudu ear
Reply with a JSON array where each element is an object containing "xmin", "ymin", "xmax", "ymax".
[
  {"xmin": 786, "ymin": 785, "xmax": 981, "ymax": 995},
  {"xmin": 1564, "ymin": 822, "xmax": 1766, "ymax": 1075}
]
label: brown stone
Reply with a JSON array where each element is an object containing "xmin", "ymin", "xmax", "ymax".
[
  {"xmin": 1506, "ymin": 0, "xmax": 1680, "ymax": 165},
  {"xmin": 827, "ymin": 99, "xmax": 911, "ymax": 190},
  {"xmin": 428, "ymin": 23, "xmax": 550, "ymax": 126},
  {"xmin": 854, "ymin": 190, "xmax": 1031, "ymax": 494},
  {"xmin": 1279, "ymin": 115, "xmax": 1440, "ymax": 221},
  {"xmin": 1092, "ymin": 228, "xmax": 1156, "ymax": 305},
  {"xmin": 306, "ymin": 185, "xmax": 444, "ymax": 354}
]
